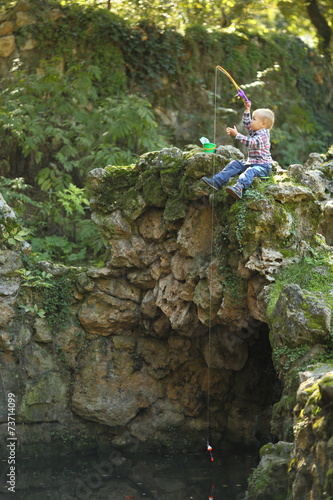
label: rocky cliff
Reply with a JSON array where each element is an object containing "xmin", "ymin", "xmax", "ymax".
[{"xmin": 1, "ymin": 145, "xmax": 333, "ymax": 498}]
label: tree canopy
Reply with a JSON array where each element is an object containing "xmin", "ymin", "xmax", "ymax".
[
  {"xmin": 3, "ymin": 0, "xmax": 332, "ymax": 57},
  {"xmin": 2, "ymin": 0, "xmax": 332, "ymax": 57},
  {"xmin": 120, "ymin": 0, "xmax": 333, "ymax": 59},
  {"xmin": 64, "ymin": 0, "xmax": 331, "ymax": 57}
]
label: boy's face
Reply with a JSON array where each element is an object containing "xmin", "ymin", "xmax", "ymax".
[{"xmin": 250, "ymin": 112, "xmax": 266, "ymax": 131}]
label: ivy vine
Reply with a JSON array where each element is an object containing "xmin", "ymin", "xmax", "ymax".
[{"xmin": 43, "ymin": 273, "xmax": 76, "ymax": 332}]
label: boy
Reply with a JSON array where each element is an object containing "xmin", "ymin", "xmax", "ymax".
[{"xmin": 202, "ymin": 100, "xmax": 275, "ymax": 199}]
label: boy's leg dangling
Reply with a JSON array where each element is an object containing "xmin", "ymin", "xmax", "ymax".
[
  {"xmin": 202, "ymin": 177, "xmax": 220, "ymax": 191},
  {"xmin": 202, "ymin": 160, "xmax": 246, "ymax": 192},
  {"xmin": 226, "ymin": 181, "xmax": 243, "ymax": 199}
]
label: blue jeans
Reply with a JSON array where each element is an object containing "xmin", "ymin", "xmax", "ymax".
[{"xmin": 212, "ymin": 160, "xmax": 271, "ymax": 189}]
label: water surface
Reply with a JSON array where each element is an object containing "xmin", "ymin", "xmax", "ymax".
[{"xmin": 1, "ymin": 447, "xmax": 257, "ymax": 499}]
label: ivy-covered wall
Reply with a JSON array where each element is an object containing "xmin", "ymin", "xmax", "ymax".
[{"xmin": 0, "ymin": 0, "xmax": 332, "ymax": 167}]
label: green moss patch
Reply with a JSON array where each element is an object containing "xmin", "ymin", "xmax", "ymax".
[{"xmin": 267, "ymin": 253, "xmax": 333, "ymax": 318}]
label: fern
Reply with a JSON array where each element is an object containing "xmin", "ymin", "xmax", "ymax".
[
  {"xmin": 0, "ymin": 60, "xmax": 169, "ymax": 265},
  {"xmin": 56, "ymin": 184, "xmax": 89, "ymax": 216},
  {"xmin": 31, "ymin": 235, "xmax": 87, "ymax": 263},
  {"xmin": 77, "ymin": 219, "xmax": 107, "ymax": 256},
  {"xmin": 0, "ymin": 177, "xmax": 42, "ymax": 216}
]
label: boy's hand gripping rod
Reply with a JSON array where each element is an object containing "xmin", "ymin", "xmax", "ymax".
[{"xmin": 216, "ymin": 65, "xmax": 250, "ymax": 102}]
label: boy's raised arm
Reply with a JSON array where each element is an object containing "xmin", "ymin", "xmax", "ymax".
[{"xmin": 244, "ymin": 100, "xmax": 251, "ymax": 112}]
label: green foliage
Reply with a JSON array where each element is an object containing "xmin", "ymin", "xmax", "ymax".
[
  {"xmin": 1, "ymin": 176, "xmax": 107, "ymax": 264},
  {"xmin": 35, "ymin": 184, "xmax": 89, "ymax": 241},
  {"xmin": 19, "ymin": 3, "xmax": 182, "ymax": 94},
  {"xmin": 223, "ymin": 274, "xmax": 247, "ymax": 303},
  {"xmin": 76, "ymin": 219, "xmax": 107, "ymax": 257},
  {"xmin": 30, "ymin": 182, "xmax": 106, "ymax": 264},
  {"xmin": 121, "ymin": 21, "xmax": 183, "ymax": 91},
  {"xmin": 268, "ymin": 245, "xmax": 333, "ymax": 361},
  {"xmin": 0, "ymin": 178, "xmax": 42, "ymax": 216},
  {"xmin": 19, "ymin": 304, "xmax": 46, "ymax": 318},
  {"xmin": 16, "ymin": 268, "xmax": 54, "ymax": 288},
  {"xmin": 16, "ymin": 259, "xmax": 54, "ymax": 319},
  {"xmin": 1, "ymin": 226, "xmax": 30, "ymax": 247},
  {"xmin": 43, "ymin": 273, "xmax": 76, "ymax": 332},
  {"xmin": 98, "ymin": 0, "xmax": 316, "ymax": 46},
  {"xmin": 31, "ymin": 235, "xmax": 87, "ymax": 263},
  {"xmin": 0, "ymin": 63, "xmax": 167, "ymax": 186},
  {"xmin": 273, "ymin": 345, "xmax": 309, "ymax": 371},
  {"xmin": 268, "ymin": 247, "xmax": 333, "ymax": 316}
]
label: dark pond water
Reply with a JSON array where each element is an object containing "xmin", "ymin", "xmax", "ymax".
[{"xmin": 1, "ymin": 447, "xmax": 258, "ymax": 500}]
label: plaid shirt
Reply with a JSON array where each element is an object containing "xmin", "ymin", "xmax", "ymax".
[{"xmin": 235, "ymin": 111, "xmax": 272, "ymax": 165}]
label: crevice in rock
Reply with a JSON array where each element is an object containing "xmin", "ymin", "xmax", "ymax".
[{"xmin": 206, "ymin": 319, "xmax": 283, "ymax": 449}]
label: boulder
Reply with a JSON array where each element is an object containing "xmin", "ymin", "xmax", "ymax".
[
  {"xmin": 78, "ymin": 291, "xmax": 141, "ymax": 335},
  {"xmin": 265, "ymin": 183, "xmax": 315, "ymax": 203},
  {"xmin": 72, "ymin": 338, "xmax": 162, "ymax": 426},
  {"xmin": 0, "ymin": 35, "xmax": 15, "ymax": 57},
  {"xmin": 269, "ymin": 284, "xmax": 331, "ymax": 349}
]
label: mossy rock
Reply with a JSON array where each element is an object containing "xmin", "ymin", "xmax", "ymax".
[
  {"xmin": 141, "ymin": 170, "xmax": 167, "ymax": 207},
  {"xmin": 268, "ymin": 284, "xmax": 331, "ymax": 350},
  {"xmin": 104, "ymin": 165, "xmax": 138, "ymax": 189},
  {"xmin": 122, "ymin": 187, "xmax": 147, "ymax": 220},
  {"xmin": 184, "ymin": 152, "xmax": 223, "ymax": 179},
  {"xmin": 97, "ymin": 165, "xmax": 138, "ymax": 210},
  {"xmin": 319, "ymin": 373, "xmax": 333, "ymax": 405},
  {"xmin": 271, "ymin": 394, "xmax": 296, "ymax": 440},
  {"xmin": 325, "ymin": 468, "xmax": 333, "ymax": 497},
  {"xmin": 246, "ymin": 442, "xmax": 293, "ymax": 500},
  {"xmin": 163, "ymin": 196, "xmax": 188, "ymax": 221},
  {"xmin": 259, "ymin": 441, "xmax": 293, "ymax": 459},
  {"xmin": 160, "ymin": 163, "xmax": 184, "ymax": 195},
  {"xmin": 135, "ymin": 151, "xmax": 161, "ymax": 172},
  {"xmin": 19, "ymin": 372, "xmax": 69, "ymax": 422}
]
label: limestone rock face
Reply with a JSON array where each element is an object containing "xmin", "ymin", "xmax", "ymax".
[
  {"xmin": 1, "ymin": 145, "xmax": 333, "ymax": 473},
  {"xmin": 76, "ymin": 146, "xmax": 332, "ymax": 454},
  {"xmin": 248, "ymin": 365, "xmax": 333, "ymax": 500},
  {"xmin": 0, "ymin": 35, "xmax": 15, "ymax": 57},
  {"xmin": 265, "ymin": 183, "xmax": 315, "ymax": 203},
  {"xmin": 72, "ymin": 338, "xmax": 163, "ymax": 426},
  {"xmin": 319, "ymin": 199, "xmax": 333, "ymax": 245},
  {"xmin": 177, "ymin": 204, "xmax": 213, "ymax": 257},
  {"xmin": 246, "ymin": 441, "xmax": 293, "ymax": 500},
  {"xmin": 245, "ymin": 248, "xmax": 284, "ymax": 281},
  {"xmin": 269, "ymin": 284, "xmax": 331, "ymax": 348},
  {"xmin": 78, "ymin": 290, "xmax": 141, "ymax": 335},
  {"xmin": 155, "ymin": 274, "xmax": 198, "ymax": 333}
]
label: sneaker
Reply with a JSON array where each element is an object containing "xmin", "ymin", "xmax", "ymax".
[
  {"xmin": 202, "ymin": 176, "xmax": 220, "ymax": 191},
  {"xmin": 226, "ymin": 183, "xmax": 243, "ymax": 199}
]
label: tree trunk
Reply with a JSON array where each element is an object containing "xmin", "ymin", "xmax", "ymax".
[{"xmin": 305, "ymin": 0, "xmax": 331, "ymax": 58}]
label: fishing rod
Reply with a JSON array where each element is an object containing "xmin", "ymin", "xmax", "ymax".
[{"xmin": 216, "ymin": 66, "xmax": 250, "ymax": 102}]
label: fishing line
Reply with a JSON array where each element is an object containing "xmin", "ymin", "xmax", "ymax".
[
  {"xmin": 206, "ymin": 66, "xmax": 249, "ymax": 462},
  {"xmin": 205, "ymin": 68, "xmax": 220, "ymax": 463}
]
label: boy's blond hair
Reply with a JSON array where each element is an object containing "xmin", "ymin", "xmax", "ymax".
[{"xmin": 254, "ymin": 108, "xmax": 275, "ymax": 130}]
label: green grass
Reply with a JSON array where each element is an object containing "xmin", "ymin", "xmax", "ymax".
[{"xmin": 267, "ymin": 251, "xmax": 333, "ymax": 317}]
